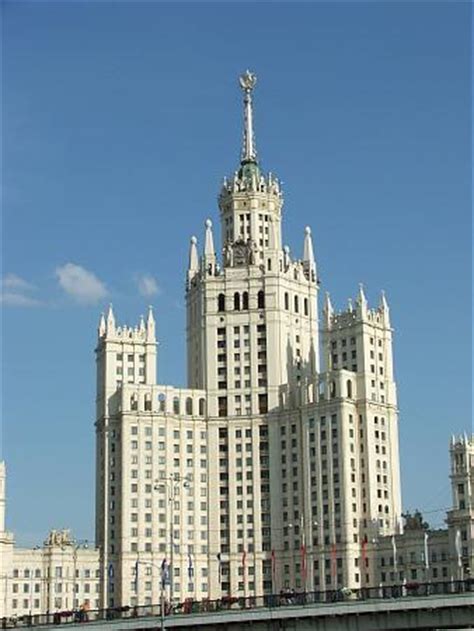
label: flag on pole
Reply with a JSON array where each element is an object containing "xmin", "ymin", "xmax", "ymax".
[
  {"xmin": 108, "ymin": 563, "xmax": 114, "ymax": 580},
  {"xmin": 242, "ymin": 549, "xmax": 247, "ymax": 575},
  {"xmin": 391, "ymin": 535, "xmax": 397, "ymax": 571},
  {"xmin": 134, "ymin": 560, "xmax": 139, "ymax": 591},
  {"xmin": 424, "ymin": 532, "xmax": 430, "ymax": 569},
  {"xmin": 217, "ymin": 553, "xmax": 222, "ymax": 582},
  {"xmin": 161, "ymin": 558, "xmax": 169, "ymax": 588},
  {"xmin": 455, "ymin": 530, "xmax": 462, "ymax": 567},
  {"xmin": 271, "ymin": 549, "xmax": 276, "ymax": 584},
  {"xmin": 187, "ymin": 553, "xmax": 194, "ymax": 580}
]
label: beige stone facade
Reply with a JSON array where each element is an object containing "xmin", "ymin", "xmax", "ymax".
[
  {"xmin": 2, "ymin": 73, "xmax": 471, "ymax": 618},
  {"xmin": 95, "ymin": 73, "xmax": 404, "ymax": 607},
  {"xmin": 373, "ymin": 435, "xmax": 473, "ymax": 587},
  {"xmin": 0, "ymin": 463, "xmax": 100, "ymax": 619}
]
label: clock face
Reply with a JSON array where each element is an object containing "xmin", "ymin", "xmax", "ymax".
[{"xmin": 234, "ymin": 242, "xmax": 247, "ymax": 266}]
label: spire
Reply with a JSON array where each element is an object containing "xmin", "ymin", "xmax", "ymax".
[
  {"xmin": 146, "ymin": 305, "xmax": 155, "ymax": 342},
  {"xmin": 139, "ymin": 314, "xmax": 145, "ymax": 333},
  {"xmin": 380, "ymin": 290, "xmax": 391, "ymax": 326},
  {"xmin": 303, "ymin": 226, "xmax": 316, "ymax": 273},
  {"xmin": 239, "ymin": 70, "xmax": 258, "ymax": 164},
  {"xmin": 323, "ymin": 292, "xmax": 334, "ymax": 329},
  {"xmin": 357, "ymin": 283, "xmax": 368, "ymax": 317},
  {"xmin": 98, "ymin": 312, "xmax": 106, "ymax": 337},
  {"xmin": 188, "ymin": 236, "xmax": 199, "ymax": 281},
  {"xmin": 204, "ymin": 219, "xmax": 215, "ymax": 258},
  {"xmin": 106, "ymin": 304, "xmax": 115, "ymax": 335}
]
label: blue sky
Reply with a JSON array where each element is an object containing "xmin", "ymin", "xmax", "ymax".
[{"xmin": 2, "ymin": 2, "xmax": 471, "ymax": 545}]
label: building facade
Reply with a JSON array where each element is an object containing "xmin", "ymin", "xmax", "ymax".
[
  {"xmin": 1, "ymin": 73, "xmax": 472, "ymax": 618},
  {"xmin": 0, "ymin": 462, "xmax": 100, "ymax": 619},
  {"xmin": 373, "ymin": 435, "xmax": 473, "ymax": 588},
  {"xmin": 95, "ymin": 71, "xmax": 404, "ymax": 607}
]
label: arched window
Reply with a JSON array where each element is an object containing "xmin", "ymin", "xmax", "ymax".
[
  {"xmin": 284, "ymin": 292, "xmax": 289, "ymax": 310},
  {"xmin": 294, "ymin": 295, "xmax": 299, "ymax": 313},
  {"xmin": 304, "ymin": 298, "xmax": 309, "ymax": 316},
  {"xmin": 199, "ymin": 398, "xmax": 206, "ymax": 416},
  {"xmin": 186, "ymin": 397, "xmax": 193, "ymax": 416},
  {"xmin": 347, "ymin": 380, "xmax": 353, "ymax": 399},
  {"xmin": 242, "ymin": 292, "xmax": 249, "ymax": 310},
  {"xmin": 131, "ymin": 394, "xmax": 138, "ymax": 411},
  {"xmin": 158, "ymin": 393, "xmax": 166, "ymax": 413},
  {"xmin": 257, "ymin": 290, "xmax": 265, "ymax": 309},
  {"xmin": 173, "ymin": 397, "xmax": 180, "ymax": 415},
  {"xmin": 330, "ymin": 381, "xmax": 336, "ymax": 399},
  {"xmin": 234, "ymin": 292, "xmax": 240, "ymax": 311},
  {"xmin": 218, "ymin": 294, "xmax": 225, "ymax": 312}
]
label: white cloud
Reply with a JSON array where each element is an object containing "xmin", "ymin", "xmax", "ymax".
[
  {"xmin": 137, "ymin": 274, "xmax": 160, "ymax": 297},
  {"xmin": 2, "ymin": 273, "xmax": 35, "ymax": 291},
  {"xmin": 1, "ymin": 274, "xmax": 41, "ymax": 307},
  {"xmin": 56, "ymin": 263, "xmax": 108, "ymax": 305},
  {"xmin": 1, "ymin": 292, "xmax": 41, "ymax": 307}
]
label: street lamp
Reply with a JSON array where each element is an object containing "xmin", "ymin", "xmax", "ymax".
[{"xmin": 154, "ymin": 474, "xmax": 191, "ymax": 606}]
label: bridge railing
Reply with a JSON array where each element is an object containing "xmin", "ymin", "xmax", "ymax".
[{"xmin": 2, "ymin": 578, "xmax": 473, "ymax": 629}]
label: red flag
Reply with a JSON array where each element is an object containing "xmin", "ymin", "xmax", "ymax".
[
  {"xmin": 331, "ymin": 543, "xmax": 337, "ymax": 579},
  {"xmin": 242, "ymin": 549, "xmax": 247, "ymax": 573}
]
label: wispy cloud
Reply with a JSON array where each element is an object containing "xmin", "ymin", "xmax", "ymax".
[
  {"xmin": 2, "ymin": 273, "xmax": 35, "ymax": 292},
  {"xmin": 1, "ymin": 274, "xmax": 41, "ymax": 307},
  {"xmin": 1, "ymin": 292, "xmax": 42, "ymax": 307},
  {"xmin": 137, "ymin": 274, "xmax": 160, "ymax": 297},
  {"xmin": 56, "ymin": 263, "xmax": 108, "ymax": 305}
]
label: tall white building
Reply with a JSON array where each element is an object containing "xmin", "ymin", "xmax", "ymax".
[{"xmin": 95, "ymin": 71, "xmax": 403, "ymax": 607}]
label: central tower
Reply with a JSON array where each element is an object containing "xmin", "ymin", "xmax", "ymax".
[{"xmin": 186, "ymin": 71, "xmax": 320, "ymax": 418}]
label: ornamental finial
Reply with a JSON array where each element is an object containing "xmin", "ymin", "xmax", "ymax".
[
  {"xmin": 239, "ymin": 70, "xmax": 257, "ymax": 92},
  {"xmin": 239, "ymin": 70, "xmax": 258, "ymax": 163}
]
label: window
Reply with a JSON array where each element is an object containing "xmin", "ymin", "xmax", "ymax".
[
  {"xmin": 257, "ymin": 290, "xmax": 265, "ymax": 309},
  {"xmin": 284, "ymin": 292, "xmax": 289, "ymax": 310},
  {"xmin": 218, "ymin": 294, "xmax": 225, "ymax": 312},
  {"xmin": 242, "ymin": 292, "xmax": 249, "ymax": 310},
  {"xmin": 234, "ymin": 293, "xmax": 240, "ymax": 311}
]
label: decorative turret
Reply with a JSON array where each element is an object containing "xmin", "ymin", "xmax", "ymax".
[
  {"xmin": 357, "ymin": 283, "xmax": 368, "ymax": 318},
  {"xmin": 323, "ymin": 292, "xmax": 334, "ymax": 330},
  {"xmin": 203, "ymin": 219, "xmax": 217, "ymax": 275},
  {"xmin": 187, "ymin": 236, "xmax": 199, "ymax": 284},
  {"xmin": 379, "ymin": 290, "xmax": 390, "ymax": 327},
  {"xmin": 204, "ymin": 220, "xmax": 215, "ymax": 257},
  {"xmin": 146, "ymin": 305, "xmax": 155, "ymax": 342},
  {"xmin": 106, "ymin": 304, "xmax": 115, "ymax": 335},
  {"xmin": 302, "ymin": 226, "xmax": 316, "ymax": 280},
  {"xmin": 98, "ymin": 312, "xmax": 106, "ymax": 338}
]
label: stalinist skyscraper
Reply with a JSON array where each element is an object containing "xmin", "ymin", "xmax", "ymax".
[{"xmin": 95, "ymin": 72, "xmax": 402, "ymax": 608}]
